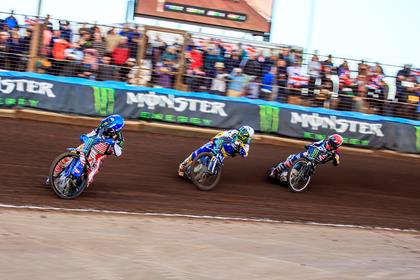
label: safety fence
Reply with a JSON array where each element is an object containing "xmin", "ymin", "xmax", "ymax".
[
  {"xmin": 1, "ymin": 71, "xmax": 419, "ymax": 154},
  {"xmin": 0, "ymin": 11, "xmax": 418, "ymax": 119}
]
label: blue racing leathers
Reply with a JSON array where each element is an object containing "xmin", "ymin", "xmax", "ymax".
[
  {"xmin": 180, "ymin": 129, "xmax": 250, "ymax": 173},
  {"xmin": 274, "ymin": 139, "xmax": 340, "ymax": 173}
]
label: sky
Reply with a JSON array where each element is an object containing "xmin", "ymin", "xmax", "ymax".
[{"xmin": 0, "ymin": 0, "xmax": 418, "ymax": 74}]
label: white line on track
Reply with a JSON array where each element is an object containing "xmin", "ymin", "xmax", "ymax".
[{"xmin": 0, "ymin": 203, "xmax": 418, "ymax": 233}]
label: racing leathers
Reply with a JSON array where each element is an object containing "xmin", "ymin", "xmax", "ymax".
[
  {"xmin": 178, "ymin": 129, "xmax": 250, "ymax": 176},
  {"xmin": 78, "ymin": 127, "xmax": 124, "ymax": 185},
  {"xmin": 270, "ymin": 139, "xmax": 340, "ymax": 177}
]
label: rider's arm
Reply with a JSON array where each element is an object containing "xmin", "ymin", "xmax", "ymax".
[
  {"xmin": 112, "ymin": 132, "xmax": 124, "ymax": 157},
  {"xmin": 332, "ymin": 151, "xmax": 340, "ymax": 166},
  {"xmin": 234, "ymin": 139, "xmax": 249, "ymax": 157},
  {"xmin": 80, "ymin": 130, "xmax": 97, "ymax": 143}
]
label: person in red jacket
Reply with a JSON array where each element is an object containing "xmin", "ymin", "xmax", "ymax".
[{"xmin": 112, "ymin": 37, "xmax": 129, "ymax": 66}]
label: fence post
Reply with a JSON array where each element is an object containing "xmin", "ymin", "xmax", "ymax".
[
  {"xmin": 174, "ymin": 32, "xmax": 187, "ymax": 91},
  {"xmin": 27, "ymin": 21, "xmax": 41, "ymax": 72}
]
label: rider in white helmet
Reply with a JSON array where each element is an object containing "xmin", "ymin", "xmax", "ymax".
[{"xmin": 178, "ymin": 126, "xmax": 254, "ymax": 177}]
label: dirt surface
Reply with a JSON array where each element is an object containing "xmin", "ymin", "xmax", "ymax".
[
  {"xmin": 1, "ymin": 209, "xmax": 420, "ymax": 280},
  {"xmin": 1, "ymin": 118, "xmax": 420, "ymax": 230}
]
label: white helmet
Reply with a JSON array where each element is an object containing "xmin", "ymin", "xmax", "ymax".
[{"xmin": 238, "ymin": 125, "xmax": 254, "ymax": 142}]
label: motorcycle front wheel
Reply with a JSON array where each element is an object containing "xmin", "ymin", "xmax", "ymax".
[
  {"xmin": 49, "ymin": 152, "xmax": 88, "ymax": 199},
  {"xmin": 287, "ymin": 158, "xmax": 312, "ymax": 193},
  {"xmin": 189, "ymin": 152, "xmax": 222, "ymax": 191}
]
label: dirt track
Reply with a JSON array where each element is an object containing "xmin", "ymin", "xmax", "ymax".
[{"xmin": 1, "ymin": 118, "xmax": 419, "ymax": 230}]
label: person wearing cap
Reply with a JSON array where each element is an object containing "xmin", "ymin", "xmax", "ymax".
[
  {"xmin": 227, "ymin": 68, "xmax": 246, "ymax": 97},
  {"xmin": 210, "ymin": 62, "xmax": 229, "ymax": 95}
]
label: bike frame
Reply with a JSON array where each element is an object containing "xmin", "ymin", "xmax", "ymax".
[
  {"xmin": 67, "ymin": 137, "xmax": 114, "ymax": 178},
  {"xmin": 206, "ymin": 148, "xmax": 224, "ymax": 175}
]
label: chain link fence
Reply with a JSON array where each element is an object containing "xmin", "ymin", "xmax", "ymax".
[{"xmin": 0, "ymin": 11, "xmax": 419, "ymax": 120}]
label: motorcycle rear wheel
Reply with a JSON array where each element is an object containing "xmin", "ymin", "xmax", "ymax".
[
  {"xmin": 49, "ymin": 152, "xmax": 88, "ymax": 199},
  {"xmin": 189, "ymin": 152, "xmax": 222, "ymax": 191},
  {"xmin": 287, "ymin": 158, "xmax": 312, "ymax": 193}
]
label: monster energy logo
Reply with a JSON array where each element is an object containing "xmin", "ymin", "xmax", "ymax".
[
  {"xmin": 92, "ymin": 86, "xmax": 115, "ymax": 116},
  {"xmin": 309, "ymin": 147, "xmax": 319, "ymax": 158},
  {"xmin": 416, "ymin": 126, "xmax": 420, "ymax": 152},
  {"xmin": 259, "ymin": 105, "xmax": 279, "ymax": 132}
]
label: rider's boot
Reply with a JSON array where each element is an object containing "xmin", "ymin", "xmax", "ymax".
[
  {"xmin": 269, "ymin": 162, "xmax": 287, "ymax": 178},
  {"xmin": 178, "ymin": 155, "xmax": 192, "ymax": 177}
]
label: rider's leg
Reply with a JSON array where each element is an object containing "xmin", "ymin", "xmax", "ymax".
[
  {"xmin": 87, "ymin": 154, "xmax": 106, "ymax": 186},
  {"xmin": 270, "ymin": 152, "xmax": 306, "ymax": 177},
  {"xmin": 178, "ymin": 142, "xmax": 214, "ymax": 176}
]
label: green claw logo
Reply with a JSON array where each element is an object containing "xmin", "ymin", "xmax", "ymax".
[
  {"xmin": 259, "ymin": 105, "xmax": 279, "ymax": 133},
  {"xmin": 92, "ymin": 86, "xmax": 115, "ymax": 116}
]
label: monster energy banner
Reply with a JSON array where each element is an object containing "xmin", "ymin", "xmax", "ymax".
[
  {"xmin": 0, "ymin": 71, "xmax": 259, "ymax": 130},
  {"xmin": 257, "ymin": 104, "xmax": 420, "ymax": 153},
  {"xmin": 0, "ymin": 71, "xmax": 419, "ymax": 154}
]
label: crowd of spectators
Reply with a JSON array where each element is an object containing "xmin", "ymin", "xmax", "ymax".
[{"xmin": 0, "ymin": 11, "xmax": 419, "ymax": 120}]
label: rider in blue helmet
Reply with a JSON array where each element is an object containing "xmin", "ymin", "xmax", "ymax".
[{"xmin": 79, "ymin": 114, "xmax": 125, "ymax": 185}]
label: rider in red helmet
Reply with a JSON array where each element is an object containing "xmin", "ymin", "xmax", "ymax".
[{"xmin": 269, "ymin": 134, "xmax": 343, "ymax": 178}]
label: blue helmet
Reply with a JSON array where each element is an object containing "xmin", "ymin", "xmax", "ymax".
[{"xmin": 99, "ymin": 114, "xmax": 124, "ymax": 136}]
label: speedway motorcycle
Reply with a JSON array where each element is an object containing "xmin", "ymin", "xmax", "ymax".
[
  {"xmin": 273, "ymin": 146, "xmax": 328, "ymax": 193},
  {"xmin": 185, "ymin": 147, "xmax": 225, "ymax": 191},
  {"xmin": 48, "ymin": 137, "xmax": 114, "ymax": 199}
]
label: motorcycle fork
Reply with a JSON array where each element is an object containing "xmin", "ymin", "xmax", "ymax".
[{"xmin": 208, "ymin": 156, "xmax": 219, "ymax": 174}]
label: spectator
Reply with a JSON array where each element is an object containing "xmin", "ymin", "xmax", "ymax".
[
  {"xmin": 337, "ymin": 60, "xmax": 350, "ymax": 76},
  {"xmin": 225, "ymin": 49, "xmax": 241, "ymax": 73},
  {"xmin": 323, "ymin": 54, "xmax": 333, "ymax": 66},
  {"xmin": 59, "ymin": 20, "xmax": 72, "ymax": 42},
  {"xmin": 242, "ymin": 53, "xmax": 262, "ymax": 77},
  {"xmin": 4, "ymin": 11, "xmax": 18, "ymax": 30},
  {"xmin": 96, "ymin": 54, "xmax": 115, "ymax": 81},
  {"xmin": 119, "ymin": 58, "xmax": 136, "ymax": 82},
  {"xmin": 160, "ymin": 45, "xmax": 178, "ymax": 64},
  {"xmin": 7, "ymin": 30, "xmax": 22, "ymax": 71},
  {"xmin": 119, "ymin": 24, "xmax": 132, "ymax": 39},
  {"xmin": 0, "ymin": 32, "xmax": 10, "ymax": 69},
  {"xmin": 105, "ymin": 27, "xmax": 120, "ymax": 53},
  {"xmin": 203, "ymin": 46, "xmax": 223, "ymax": 75},
  {"xmin": 279, "ymin": 48, "xmax": 290, "ymax": 65},
  {"xmin": 63, "ymin": 42, "xmax": 84, "ymax": 77},
  {"xmin": 129, "ymin": 25, "xmax": 142, "ymax": 59},
  {"xmin": 189, "ymin": 47, "xmax": 203, "ymax": 71},
  {"xmin": 186, "ymin": 67, "xmax": 207, "ymax": 92},
  {"xmin": 112, "ymin": 37, "xmax": 129, "ymax": 66},
  {"xmin": 79, "ymin": 33, "xmax": 93, "ymax": 50},
  {"xmin": 128, "ymin": 59, "xmax": 151, "ymax": 86},
  {"xmin": 227, "ymin": 68, "xmax": 246, "ymax": 97},
  {"xmin": 76, "ymin": 49, "xmax": 98, "ymax": 79},
  {"xmin": 92, "ymin": 32, "xmax": 106, "ymax": 58},
  {"xmin": 237, "ymin": 43, "xmax": 248, "ymax": 59},
  {"xmin": 51, "ymin": 34, "xmax": 70, "ymax": 75},
  {"xmin": 358, "ymin": 60, "xmax": 369, "ymax": 76},
  {"xmin": 209, "ymin": 62, "xmax": 229, "ymax": 95},
  {"xmin": 78, "ymin": 23, "xmax": 90, "ymax": 36},
  {"xmin": 155, "ymin": 58, "xmax": 175, "ymax": 88},
  {"xmin": 260, "ymin": 66, "xmax": 277, "ymax": 100},
  {"xmin": 276, "ymin": 58, "xmax": 288, "ymax": 102},
  {"xmin": 314, "ymin": 65, "xmax": 334, "ymax": 108},
  {"xmin": 262, "ymin": 52, "xmax": 278, "ymax": 75},
  {"xmin": 308, "ymin": 54, "xmax": 322, "ymax": 96},
  {"xmin": 246, "ymin": 76, "xmax": 260, "ymax": 99}
]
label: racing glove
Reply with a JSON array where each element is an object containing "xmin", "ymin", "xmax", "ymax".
[{"xmin": 333, "ymin": 153, "xmax": 340, "ymax": 166}]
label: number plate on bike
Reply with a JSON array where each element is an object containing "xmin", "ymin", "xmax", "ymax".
[{"xmin": 307, "ymin": 146, "xmax": 319, "ymax": 160}]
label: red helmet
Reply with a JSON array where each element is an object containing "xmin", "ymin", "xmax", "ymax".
[{"xmin": 326, "ymin": 134, "xmax": 343, "ymax": 150}]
